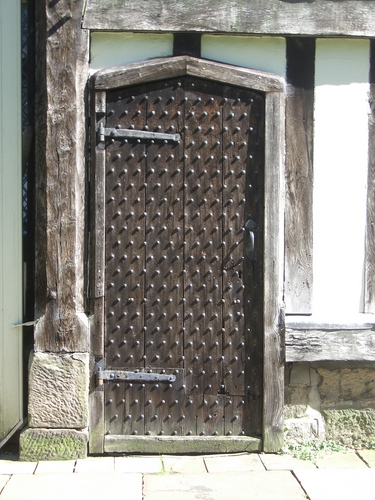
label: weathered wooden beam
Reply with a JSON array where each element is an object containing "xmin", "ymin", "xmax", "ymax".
[
  {"xmin": 93, "ymin": 56, "xmax": 284, "ymax": 92},
  {"xmin": 83, "ymin": 0, "xmax": 375, "ymax": 37},
  {"xmin": 34, "ymin": 0, "xmax": 89, "ymax": 352},
  {"xmin": 286, "ymin": 330, "xmax": 375, "ymax": 362},
  {"xmin": 284, "ymin": 38, "xmax": 314, "ymax": 314},
  {"xmin": 263, "ymin": 91, "xmax": 285, "ymax": 452},
  {"xmin": 365, "ymin": 40, "xmax": 375, "ymax": 313}
]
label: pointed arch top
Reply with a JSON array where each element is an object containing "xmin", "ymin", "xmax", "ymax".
[{"xmin": 92, "ymin": 56, "xmax": 285, "ymax": 94}]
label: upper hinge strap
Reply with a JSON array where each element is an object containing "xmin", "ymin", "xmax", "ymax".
[{"xmin": 98, "ymin": 127, "xmax": 181, "ymax": 143}]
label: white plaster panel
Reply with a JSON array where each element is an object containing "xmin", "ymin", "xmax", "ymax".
[
  {"xmin": 90, "ymin": 32, "xmax": 173, "ymax": 72},
  {"xmin": 202, "ymin": 35, "xmax": 286, "ymax": 77},
  {"xmin": 313, "ymin": 39, "xmax": 370, "ymax": 315}
]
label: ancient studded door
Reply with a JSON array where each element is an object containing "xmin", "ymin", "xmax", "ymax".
[{"xmin": 93, "ymin": 72, "xmax": 265, "ymax": 447}]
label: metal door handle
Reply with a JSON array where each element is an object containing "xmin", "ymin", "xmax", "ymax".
[
  {"xmin": 244, "ymin": 217, "xmax": 257, "ymax": 260},
  {"xmin": 249, "ymin": 230, "xmax": 255, "ymax": 253}
]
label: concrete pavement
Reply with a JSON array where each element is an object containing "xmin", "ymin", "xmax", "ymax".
[{"xmin": 0, "ymin": 448, "xmax": 375, "ymax": 499}]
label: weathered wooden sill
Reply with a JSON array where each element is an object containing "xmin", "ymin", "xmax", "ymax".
[
  {"xmin": 285, "ymin": 315, "xmax": 375, "ymax": 362},
  {"xmin": 104, "ymin": 435, "xmax": 262, "ymax": 454}
]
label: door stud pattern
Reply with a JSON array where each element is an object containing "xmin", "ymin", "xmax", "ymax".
[{"xmin": 102, "ymin": 77, "xmax": 264, "ymax": 436}]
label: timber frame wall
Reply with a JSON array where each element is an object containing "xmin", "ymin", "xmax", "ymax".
[{"xmin": 33, "ymin": 0, "xmax": 375, "ymax": 454}]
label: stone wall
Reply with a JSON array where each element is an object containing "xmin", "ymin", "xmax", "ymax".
[
  {"xmin": 284, "ymin": 362, "xmax": 375, "ymax": 447},
  {"xmin": 20, "ymin": 352, "xmax": 89, "ymax": 461}
]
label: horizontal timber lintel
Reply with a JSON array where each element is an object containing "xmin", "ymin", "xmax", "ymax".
[
  {"xmin": 286, "ymin": 329, "xmax": 375, "ymax": 362},
  {"xmin": 83, "ymin": 0, "xmax": 375, "ymax": 37}
]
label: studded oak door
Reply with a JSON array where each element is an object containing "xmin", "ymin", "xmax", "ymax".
[{"xmin": 102, "ymin": 76, "xmax": 265, "ymax": 437}]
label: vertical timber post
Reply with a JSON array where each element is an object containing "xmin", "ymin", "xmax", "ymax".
[{"xmin": 20, "ymin": 0, "xmax": 90, "ymax": 461}]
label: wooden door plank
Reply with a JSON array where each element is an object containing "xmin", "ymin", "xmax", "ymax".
[
  {"xmin": 142, "ymin": 80, "xmax": 185, "ymax": 436},
  {"xmin": 183, "ymin": 78, "xmax": 224, "ymax": 405},
  {"xmin": 104, "ymin": 87, "xmax": 147, "ymax": 370},
  {"xmin": 104, "ymin": 87, "xmax": 148, "ymax": 437},
  {"xmin": 221, "ymin": 87, "xmax": 253, "ymax": 400},
  {"xmin": 143, "ymin": 80, "xmax": 184, "ymax": 370}
]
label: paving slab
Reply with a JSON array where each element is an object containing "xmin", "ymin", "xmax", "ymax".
[
  {"xmin": 0, "ymin": 460, "xmax": 37, "ymax": 475},
  {"xmin": 204, "ymin": 453, "xmax": 265, "ymax": 472},
  {"xmin": 143, "ymin": 471, "xmax": 306, "ymax": 499},
  {"xmin": 356, "ymin": 449, "xmax": 375, "ymax": 468},
  {"xmin": 0, "ymin": 472, "xmax": 142, "ymax": 500},
  {"xmin": 162, "ymin": 455, "xmax": 207, "ymax": 473},
  {"xmin": 294, "ymin": 468, "xmax": 375, "ymax": 500},
  {"xmin": 315, "ymin": 450, "xmax": 367, "ymax": 468},
  {"xmin": 34, "ymin": 460, "xmax": 76, "ymax": 474},
  {"xmin": 115, "ymin": 456, "xmax": 163, "ymax": 473},
  {"xmin": 75, "ymin": 456, "xmax": 115, "ymax": 473},
  {"xmin": 259, "ymin": 453, "xmax": 316, "ymax": 470}
]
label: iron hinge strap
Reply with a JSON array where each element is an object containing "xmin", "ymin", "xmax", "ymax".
[
  {"xmin": 98, "ymin": 127, "xmax": 181, "ymax": 143},
  {"xmin": 96, "ymin": 367, "xmax": 176, "ymax": 385}
]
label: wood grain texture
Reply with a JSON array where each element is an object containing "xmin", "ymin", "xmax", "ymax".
[
  {"xmin": 93, "ymin": 57, "xmax": 284, "ymax": 93},
  {"xmin": 89, "ymin": 390, "xmax": 104, "ymax": 454},
  {"xmin": 34, "ymin": 0, "xmax": 89, "ymax": 352},
  {"xmin": 263, "ymin": 91, "xmax": 285, "ymax": 452},
  {"xmin": 104, "ymin": 435, "xmax": 261, "ymax": 454},
  {"xmin": 284, "ymin": 39, "xmax": 314, "ymax": 314},
  {"xmin": 286, "ymin": 329, "xmax": 375, "ymax": 362},
  {"xmin": 365, "ymin": 40, "xmax": 375, "ymax": 313},
  {"xmin": 83, "ymin": 0, "xmax": 375, "ymax": 37}
]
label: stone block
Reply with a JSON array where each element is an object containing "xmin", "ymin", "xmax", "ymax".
[
  {"xmin": 287, "ymin": 386, "xmax": 310, "ymax": 406},
  {"xmin": 20, "ymin": 428, "xmax": 88, "ymax": 461},
  {"xmin": 284, "ymin": 410, "xmax": 325, "ymax": 446},
  {"xmin": 316, "ymin": 367, "xmax": 340, "ymax": 403},
  {"xmin": 284, "ymin": 404, "xmax": 309, "ymax": 419},
  {"xmin": 323, "ymin": 408, "xmax": 375, "ymax": 448},
  {"xmin": 289, "ymin": 364, "xmax": 310, "ymax": 386},
  {"xmin": 340, "ymin": 368, "xmax": 375, "ymax": 401},
  {"xmin": 28, "ymin": 352, "xmax": 89, "ymax": 429}
]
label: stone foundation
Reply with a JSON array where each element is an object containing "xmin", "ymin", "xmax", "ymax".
[
  {"xmin": 28, "ymin": 352, "xmax": 89, "ymax": 428},
  {"xmin": 20, "ymin": 352, "xmax": 90, "ymax": 460},
  {"xmin": 20, "ymin": 428, "xmax": 88, "ymax": 461},
  {"xmin": 284, "ymin": 362, "xmax": 375, "ymax": 447}
]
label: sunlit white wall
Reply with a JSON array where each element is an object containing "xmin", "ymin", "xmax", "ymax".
[
  {"xmin": 90, "ymin": 32, "xmax": 173, "ymax": 72},
  {"xmin": 202, "ymin": 35, "xmax": 286, "ymax": 77},
  {"xmin": 313, "ymin": 39, "xmax": 370, "ymax": 316}
]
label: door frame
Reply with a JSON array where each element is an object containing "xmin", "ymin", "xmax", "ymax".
[{"xmin": 89, "ymin": 56, "xmax": 285, "ymax": 453}]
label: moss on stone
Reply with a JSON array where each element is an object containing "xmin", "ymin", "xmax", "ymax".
[
  {"xmin": 20, "ymin": 428, "xmax": 87, "ymax": 461},
  {"xmin": 323, "ymin": 408, "xmax": 375, "ymax": 448}
]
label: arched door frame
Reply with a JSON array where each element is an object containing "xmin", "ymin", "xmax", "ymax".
[{"xmin": 89, "ymin": 56, "xmax": 285, "ymax": 452}]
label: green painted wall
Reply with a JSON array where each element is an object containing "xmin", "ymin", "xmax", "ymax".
[{"xmin": 0, "ymin": 0, "xmax": 23, "ymax": 444}]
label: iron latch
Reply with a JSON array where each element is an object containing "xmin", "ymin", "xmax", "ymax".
[
  {"xmin": 98, "ymin": 127, "xmax": 180, "ymax": 143},
  {"xmin": 96, "ymin": 366, "xmax": 176, "ymax": 385}
]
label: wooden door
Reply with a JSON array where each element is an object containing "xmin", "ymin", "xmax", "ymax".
[{"xmin": 97, "ymin": 75, "xmax": 265, "ymax": 442}]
